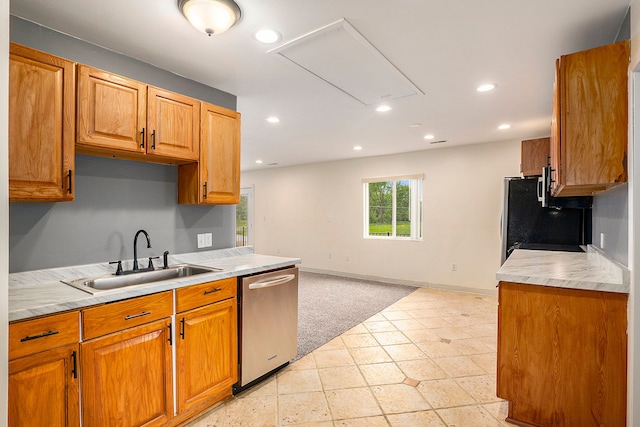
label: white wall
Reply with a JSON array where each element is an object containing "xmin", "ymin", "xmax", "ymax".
[
  {"xmin": 1, "ymin": 0, "xmax": 9, "ymax": 423},
  {"xmin": 242, "ymin": 139, "xmax": 521, "ymax": 293}
]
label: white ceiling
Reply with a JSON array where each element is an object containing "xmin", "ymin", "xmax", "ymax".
[{"xmin": 10, "ymin": 0, "xmax": 630, "ymax": 171}]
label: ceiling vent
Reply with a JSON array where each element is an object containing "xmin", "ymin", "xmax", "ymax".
[{"xmin": 268, "ymin": 19, "xmax": 423, "ymax": 106}]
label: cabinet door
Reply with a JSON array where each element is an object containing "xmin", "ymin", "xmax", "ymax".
[
  {"xmin": 520, "ymin": 137, "xmax": 549, "ymax": 177},
  {"xmin": 147, "ymin": 87, "xmax": 199, "ymax": 161},
  {"xmin": 200, "ymin": 103, "xmax": 241, "ymax": 204},
  {"xmin": 77, "ymin": 65, "xmax": 147, "ymax": 154},
  {"xmin": 551, "ymin": 40, "xmax": 629, "ymax": 197},
  {"xmin": 497, "ymin": 282, "xmax": 627, "ymax": 426},
  {"xmin": 176, "ymin": 298, "xmax": 238, "ymax": 414},
  {"xmin": 9, "ymin": 344, "xmax": 79, "ymax": 427},
  {"xmin": 9, "ymin": 43, "xmax": 75, "ymax": 201},
  {"xmin": 81, "ymin": 318, "xmax": 173, "ymax": 427}
]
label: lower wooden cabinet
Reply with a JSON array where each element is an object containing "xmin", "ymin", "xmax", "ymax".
[
  {"xmin": 9, "ymin": 343, "xmax": 79, "ymax": 427},
  {"xmin": 176, "ymin": 298, "xmax": 238, "ymax": 414},
  {"xmin": 8, "ymin": 310, "xmax": 80, "ymax": 427},
  {"xmin": 497, "ymin": 281, "xmax": 627, "ymax": 426},
  {"xmin": 80, "ymin": 318, "xmax": 174, "ymax": 427},
  {"xmin": 9, "ymin": 283, "xmax": 239, "ymax": 427}
]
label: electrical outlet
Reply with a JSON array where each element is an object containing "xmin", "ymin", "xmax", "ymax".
[{"xmin": 451, "ymin": 263, "xmax": 457, "ymax": 271}]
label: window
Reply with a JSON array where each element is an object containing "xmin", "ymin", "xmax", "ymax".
[{"xmin": 363, "ymin": 174, "xmax": 423, "ymax": 240}]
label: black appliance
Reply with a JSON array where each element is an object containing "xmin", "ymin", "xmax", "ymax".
[{"xmin": 501, "ymin": 177, "xmax": 592, "ymax": 264}]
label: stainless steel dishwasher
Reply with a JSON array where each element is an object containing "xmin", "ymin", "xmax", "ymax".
[{"xmin": 233, "ymin": 266, "xmax": 298, "ymax": 393}]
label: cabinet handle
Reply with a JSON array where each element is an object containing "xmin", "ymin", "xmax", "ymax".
[
  {"xmin": 124, "ymin": 311, "xmax": 151, "ymax": 320},
  {"xmin": 20, "ymin": 330, "xmax": 59, "ymax": 342},
  {"xmin": 203, "ymin": 182, "xmax": 207, "ymax": 199},
  {"xmin": 204, "ymin": 288, "xmax": 222, "ymax": 295},
  {"xmin": 151, "ymin": 130, "xmax": 156, "ymax": 149},
  {"xmin": 140, "ymin": 128, "xmax": 145, "ymax": 148},
  {"xmin": 71, "ymin": 351, "xmax": 77, "ymax": 379},
  {"xmin": 67, "ymin": 170, "xmax": 73, "ymax": 194},
  {"xmin": 168, "ymin": 323, "xmax": 173, "ymax": 346},
  {"xmin": 180, "ymin": 318, "xmax": 185, "ymax": 340}
]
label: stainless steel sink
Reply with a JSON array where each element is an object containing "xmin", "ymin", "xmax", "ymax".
[{"xmin": 62, "ymin": 264, "xmax": 222, "ymax": 294}]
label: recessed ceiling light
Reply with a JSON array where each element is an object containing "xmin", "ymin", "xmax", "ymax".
[
  {"xmin": 498, "ymin": 124, "xmax": 511, "ymax": 130},
  {"xmin": 477, "ymin": 83, "xmax": 496, "ymax": 92},
  {"xmin": 424, "ymin": 134, "xmax": 435, "ymax": 140},
  {"xmin": 375, "ymin": 105, "xmax": 392, "ymax": 112},
  {"xmin": 266, "ymin": 116, "xmax": 280, "ymax": 123},
  {"xmin": 254, "ymin": 29, "xmax": 281, "ymax": 44},
  {"xmin": 256, "ymin": 160, "xmax": 263, "ymax": 164},
  {"xmin": 353, "ymin": 146, "xmax": 363, "ymax": 151}
]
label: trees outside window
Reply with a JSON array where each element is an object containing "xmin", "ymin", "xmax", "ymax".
[{"xmin": 364, "ymin": 175, "xmax": 423, "ymax": 240}]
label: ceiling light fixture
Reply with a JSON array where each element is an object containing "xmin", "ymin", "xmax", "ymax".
[
  {"xmin": 266, "ymin": 116, "xmax": 280, "ymax": 123},
  {"xmin": 255, "ymin": 160, "xmax": 263, "ymax": 164},
  {"xmin": 353, "ymin": 146, "xmax": 363, "ymax": 151},
  {"xmin": 498, "ymin": 124, "xmax": 511, "ymax": 130},
  {"xmin": 477, "ymin": 83, "xmax": 496, "ymax": 92},
  {"xmin": 178, "ymin": 0, "xmax": 242, "ymax": 37},
  {"xmin": 254, "ymin": 29, "xmax": 281, "ymax": 44},
  {"xmin": 376, "ymin": 105, "xmax": 392, "ymax": 112},
  {"xmin": 424, "ymin": 134, "xmax": 435, "ymax": 140}
]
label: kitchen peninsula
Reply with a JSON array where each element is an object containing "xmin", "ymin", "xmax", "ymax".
[{"xmin": 496, "ymin": 246, "xmax": 629, "ymax": 426}]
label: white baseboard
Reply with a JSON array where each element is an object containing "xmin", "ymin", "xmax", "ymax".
[{"xmin": 298, "ymin": 266, "xmax": 498, "ymax": 296}]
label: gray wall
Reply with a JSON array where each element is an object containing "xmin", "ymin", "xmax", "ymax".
[
  {"xmin": 9, "ymin": 17, "xmax": 237, "ymax": 272},
  {"xmin": 589, "ymin": 8, "xmax": 632, "ymax": 267},
  {"xmin": 592, "ymin": 184, "xmax": 628, "ymax": 265}
]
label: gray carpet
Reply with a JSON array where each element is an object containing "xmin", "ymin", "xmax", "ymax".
[{"xmin": 295, "ymin": 271, "xmax": 417, "ymax": 360}]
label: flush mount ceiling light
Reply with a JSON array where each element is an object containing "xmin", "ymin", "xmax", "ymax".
[
  {"xmin": 498, "ymin": 124, "xmax": 511, "ymax": 130},
  {"xmin": 266, "ymin": 116, "xmax": 280, "ymax": 123},
  {"xmin": 376, "ymin": 105, "xmax": 392, "ymax": 112},
  {"xmin": 178, "ymin": 0, "xmax": 242, "ymax": 36}
]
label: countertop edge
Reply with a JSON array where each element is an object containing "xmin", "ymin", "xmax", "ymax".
[{"xmin": 496, "ymin": 246, "xmax": 630, "ymax": 295}]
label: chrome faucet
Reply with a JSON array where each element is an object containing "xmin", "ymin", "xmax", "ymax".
[{"xmin": 133, "ymin": 229, "xmax": 151, "ymax": 271}]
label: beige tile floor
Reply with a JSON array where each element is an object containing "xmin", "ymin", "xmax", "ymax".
[{"xmin": 187, "ymin": 287, "xmax": 509, "ymax": 427}]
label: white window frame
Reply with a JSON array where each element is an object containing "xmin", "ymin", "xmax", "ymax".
[{"xmin": 363, "ymin": 174, "xmax": 424, "ymax": 240}]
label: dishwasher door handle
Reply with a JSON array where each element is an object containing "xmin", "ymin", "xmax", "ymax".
[{"xmin": 248, "ymin": 274, "xmax": 296, "ymax": 289}]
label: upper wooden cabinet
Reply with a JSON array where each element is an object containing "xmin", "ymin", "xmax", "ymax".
[
  {"xmin": 77, "ymin": 65, "xmax": 146, "ymax": 154},
  {"xmin": 147, "ymin": 87, "xmax": 200, "ymax": 161},
  {"xmin": 520, "ymin": 137, "xmax": 549, "ymax": 177},
  {"xmin": 178, "ymin": 103, "xmax": 241, "ymax": 205},
  {"xmin": 550, "ymin": 40, "xmax": 629, "ymax": 197},
  {"xmin": 9, "ymin": 43, "xmax": 75, "ymax": 201},
  {"xmin": 77, "ymin": 65, "xmax": 199, "ymax": 163}
]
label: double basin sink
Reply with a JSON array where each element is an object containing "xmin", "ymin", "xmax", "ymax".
[{"xmin": 62, "ymin": 264, "xmax": 222, "ymax": 294}]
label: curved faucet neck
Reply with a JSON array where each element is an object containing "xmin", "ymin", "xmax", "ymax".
[{"xmin": 133, "ymin": 229, "xmax": 151, "ymax": 271}]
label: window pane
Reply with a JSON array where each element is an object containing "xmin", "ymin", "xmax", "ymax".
[
  {"xmin": 368, "ymin": 181, "xmax": 392, "ymax": 236},
  {"xmin": 396, "ymin": 180, "xmax": 411, "ymax": 237}
]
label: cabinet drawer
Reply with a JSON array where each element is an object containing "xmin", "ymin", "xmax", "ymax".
[
  {"xmin": 82, "ymin": 291, "xmax": 173, "ymax": 340},
  {"xmin": 9, "ymin": 311, "xmax": 79, "ymax": 360},
  {"xmin": 176, "ymin": 278, "xmax": 236, "ymax": 313}
]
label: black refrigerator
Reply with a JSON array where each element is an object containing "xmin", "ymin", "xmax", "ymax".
[{"xmin": 500, "ymin": 177, "xmax": 591, "ymax": 264}]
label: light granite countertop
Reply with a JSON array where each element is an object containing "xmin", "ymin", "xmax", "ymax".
[
  {"xmin": 9, "ymin": 247, "xmax": 300, "ymax": 322},
  {"xmin": 496, "ymin": 245, "xmax": 629, "ymax": 294}
]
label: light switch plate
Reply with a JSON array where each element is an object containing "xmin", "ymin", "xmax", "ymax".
[
  {"xmin": 197, "ymin": 233, "xmax": 206, "ymax": 248},
  {"xmin": 204, "ymin": 233, "xmax": 212, "ymax": 247}
]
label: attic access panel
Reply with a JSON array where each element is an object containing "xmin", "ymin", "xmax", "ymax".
[{"xmin": 269, "ymin": 19, "xmax": 423, "ymax": 106}]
